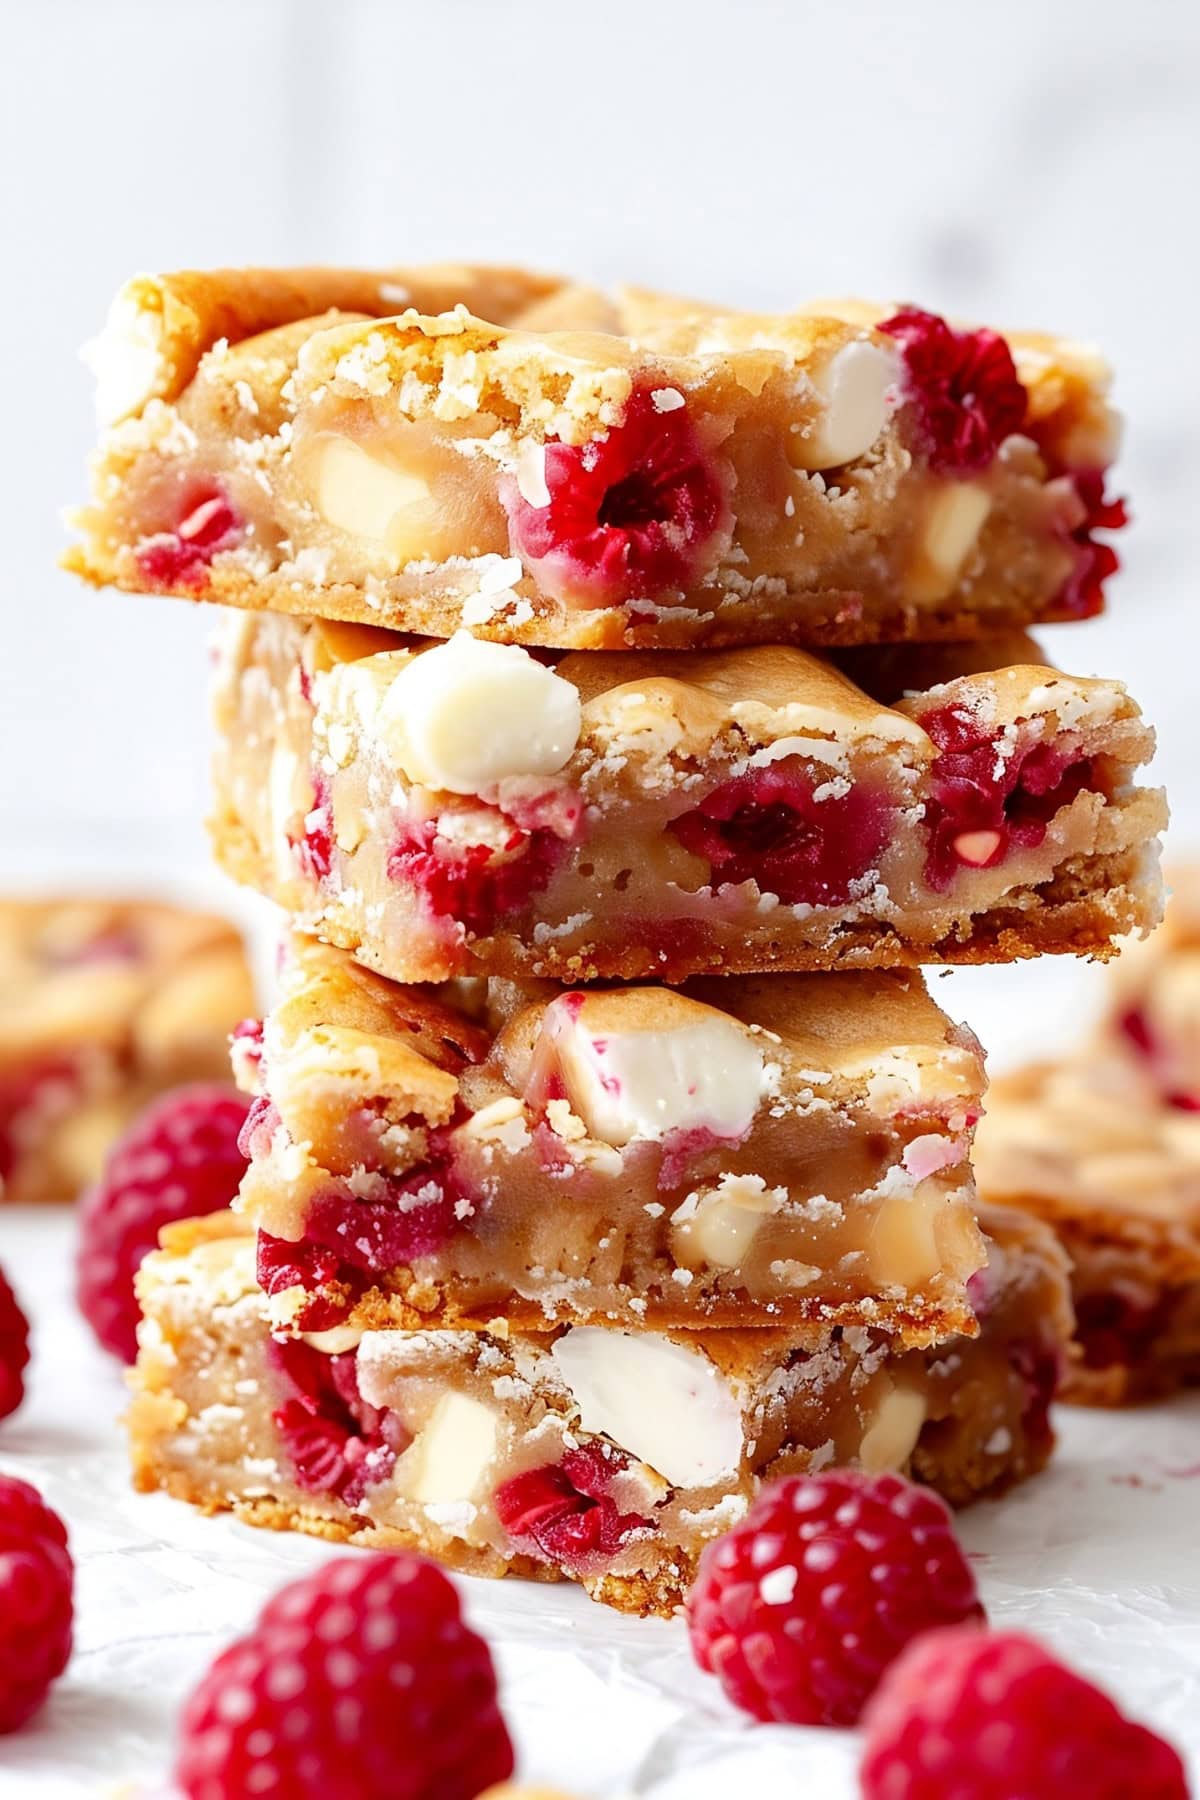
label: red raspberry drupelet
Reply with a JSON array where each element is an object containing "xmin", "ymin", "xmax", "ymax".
[{"xmin": 879, "ymin": 307, "xmax": 1027, "ymax": 475}]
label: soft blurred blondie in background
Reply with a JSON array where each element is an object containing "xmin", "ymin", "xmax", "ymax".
[{"xmin": 2, "ymin": 0, "xmax": 1197, "ymax": 1057}]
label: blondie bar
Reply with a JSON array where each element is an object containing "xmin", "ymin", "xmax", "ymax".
[
  {"xmin": 68, "ymin": 269, "xmax": 1123, "ymax": 650},
  {"xmin": 975, "ymin": 1054, "xmax": 1200, "ymax": 1402},
  {"xmin": 128, "ymin": 1204, "xmax": 1070, "ymax": 1617},
  {"xmin": 210, "ymin": 612, "xmax": 1163, "ymax": 983},
  {"xmin": 232, "ymin": 936, "xmax": 987, "ymax": 1345},
  {"xmin": 1, "ymin": 897, "xmax": 254, "ymax": 1202}
]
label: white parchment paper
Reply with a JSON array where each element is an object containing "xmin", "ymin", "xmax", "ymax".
[{"xmin": 1, "ymin": 1204, "xmax": 1198, "ymax": 1799}]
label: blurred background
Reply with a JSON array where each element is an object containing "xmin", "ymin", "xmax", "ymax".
[{"xmin": 2, "ymin": 0, "xmax": 1197, "ymax": 1060}]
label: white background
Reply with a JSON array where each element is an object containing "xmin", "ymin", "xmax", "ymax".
[{"xmin": 1, "ymin": 0, "xmax": 1199, "ymax": 1792}]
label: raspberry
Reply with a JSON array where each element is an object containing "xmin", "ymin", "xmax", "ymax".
[
  {"xmin": 860, "ymin": 1626, "xmax": 1188, "ymax": 1800},
  {"xmin": 76, "ymin": 1083, "xmax": 251, "ymax": 1362},
  {"xmin": 0, "ymin": 1057, "xmax": 82, "ymax": 1185},
  {"xmin": 388, "ymin": 803, "xmax": 577, "ymax": 936},
  {"xmin": 879, "ymin": 308, "xmax": 1027, "ymax": 474},
  {"xmin": 289, "ymin": 767, "xmax": 335, "ymax": 883},
  {"xmin": 256, "ymin": 1230, "xmax": 363, "ymax": 1333},
  {"xmin": 502, "ymin": 386, "xmax": 731, "ymax": 607},
  {"xmin": 686, "ymin": 1470, "xmax": 983, "ymax": 1727},
  {"xmin": 266, "ymin": 1337, "xmax": 408, "ymax": 1507},
  {"xmin": 918, "ymin": 702, "xmax": 1094, "ymax": 892},
  {"xmin": 1073, "ymin": 1285, "xmax": 1173, "ymax": 1374},
  {"xmin": 136, "ymin": 484, "xmax": 242, "ymax": 590},
  {"xmin": 669, "ymin": 760, "xmax": 892, "ymax": 906},
  {"xmin": 175, "ymin": 1552, "xmax": 514, "ymax": 1800},
  {"xmin": 1054, "ymin": 469, "xmax": 1128, "ymax": 620},
  {"xmin": 494, "ymin": 1443, "xmax": 652, "ymax": 1570},
  {"xmin": 0, "ymin": 1268, "xmax": 30, "ymax": 1422},
  {"xmin": 0, "ymin": 1475, "xmax": 74, "ymax": 1733}
]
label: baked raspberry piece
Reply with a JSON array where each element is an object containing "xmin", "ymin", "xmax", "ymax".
[
  {"xmin": 175, "ymin": 1552, "xmax": 514, "ymax": 1800},
  {"xmin": 1055, "ymin": 469, "xmax": 1128, "ymax": 620},
  {"xmin": 266, "ymin": 1337, "xmax": 406, "ymax": 1507},
  {"xmin": 256, "ymin": 1230, "xmax": 363, "ymax": 1333},
  {"xmin": 686, "ymin": 1470, "xmax": 983, "ymax": 1727},
  {"xmin": 860, "ymin": 1626, "xmax": 1188, "ymax": 1800},
  {"xmin": 879, "ymin": 307, "xmax": 1027, "ymax": 474},
  {"xmin": 289, "ymin": 767, "xmax": 334, "ymax": 883},
  {"xmin": 494, "ymin": 1443, "xmax": 652, "ymax": 1569},
  {"xmin": 388, "ymin": 812, "xmax": 571, "ymax": 935},
  {"xmin": 136, "ymin": 483, "xmax": 242, "ymax": 590},
  {"xmin": 0, "ymin": 1268, "xmax": 30, "ymax": 1422},
  {"xmin": 0, "ymin": 1475, "xmax": 74, "ymax": 1733},
  {"xmin": 76, "ymin": 1083, "xmax": 251, "ymax": 1361},
  {"xmin": 919, "ymin": 702, "xmax": 1095, "ymax": 892},
  {"xmin": 502, "ymin": 386, "xmax": 731, "ymax": 607},
  {"xmin": 669, "ymin": 760, "xmax": 892, "ymax": 906}
]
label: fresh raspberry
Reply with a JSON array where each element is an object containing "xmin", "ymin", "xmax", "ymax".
[
  {"xmin": 879, "ymin": 307, "xmax": 1027, "ymax": 474},
  {"xmin": 0, "ymin": 1475, "xmax": 74, "ymax": 1733},
  {"xmin": 1053, "ymin": 469, "xmax": 1128, "ymax": 620},
  {"xmin": 502, "ymin": 386, "xmax": 731, "ymax": 608},
  {"xmin": 918, "ymin": 701, "xmax": 1094, "ymax": 892},
  {"xmin": 136, "ymin": 484, "xmax": 242, "ymax": 590},
  {"xmin": 175, "ymin": 1552, "xmax": 514, "ymax": 1800},
  {"xmin": 860, "ymin": 1626, "xmax": 1188, "ymax": 1800},
  {"xmin": 266, "ymin": 1336, "xmax": 408, "ymax": 1507},
  {"xmin": 494, "ymin": 1443, "xmax": 652, "ymax": 1570},
  {"xmin": 686, "ymin": 1470, "xmax": 983, "ymax": 1727},
  {"xmin": 669, "ymin": 760, "xmax": 892, "ymax": 906},
  {"xmin": 76, "ymin": 1084, "xmax": 251, "ymax": 1362},
  {"xmin": 0, "ymin": 1268, "xmax": 30, "ymax": 1422}
]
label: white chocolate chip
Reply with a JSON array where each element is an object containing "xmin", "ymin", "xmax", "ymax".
[
  {"xmin": 395, "ymin": 1391, "xmax": 499, "ymax": 1503},
  {"xmin": 790, "ymin": 340, "xmax": 898, "ymax": 471},
  {"xmin": 376, "ymin": 632, "xmax": 581, "ymax": 795},
  {"xmin": 311, "ymin": 435, "xmax": 434, "ymax": 563},
  {"xmin": 952, "ymin": 829, "xmax": 1004, "ymax": 868},
  {"xmin": 858, "ymin": 1382, "xmax": 929, "ymax": 1473},
  {"xmin": 551, "ymin": 1329, "xmax": 743, "ymax": 1489},
  {"xmin": 553, "ymin": 997, "xmax": 764, "ymax": 1147}
]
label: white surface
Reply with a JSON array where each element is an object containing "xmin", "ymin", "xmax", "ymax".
[{"xmin": 0, "ymin": 1205, "xmax": 1197, "ymax": 1799}]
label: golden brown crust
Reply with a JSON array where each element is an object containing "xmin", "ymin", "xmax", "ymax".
[{"xmin": 84, "ymin": 264, "xmax": 571, "ymax": 423}]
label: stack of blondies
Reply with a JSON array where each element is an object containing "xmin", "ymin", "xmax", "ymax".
[{"xmin": 67, "ymin": 265, "xmax": 1165, "ymax": 1614}]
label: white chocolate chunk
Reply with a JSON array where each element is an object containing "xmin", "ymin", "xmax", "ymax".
[
  {"xmin": 298, "ymin": 1324, "xmax": 365, "ymax": 1355},
  {"xmin": 908, "ymin": 482, "xmax": 992, "ymax": 599},
  {"xmin": 672, "ymin": 1174, "xmax": 786, "ymax": 1270},
  {"xmin": 858, "ymin": 1382, "xmax": 928, "ymax": 1473},
  {"xmin": 790, "ymin": 340, "xmax": 898, "ymax": 471},
  {"xmin": 396, "ymin": 1391, "xmax": 499, "ymax": 1503},
  {"xmin": 554, "ymin": 996, "xmax": 764, "ymax": 1147},
  {"xmin": 82, "ymin": 286, "xmax": 168, "ymax": 426},
  {"xmin": 551, "ymin": 1329, "xmax": 743, "ymax": 1488},
  {"xmin": 377, "ymin": 632, "xmax": 581, "ymax": 795},
  {"xmin": 311, "ymin": 435, "xmax": 434, "ymax": 562}
]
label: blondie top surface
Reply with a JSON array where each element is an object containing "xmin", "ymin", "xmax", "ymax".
[
  {"xmin": 0, "ymin": 896, "xmax": 254, "ymax": 1202},
  {"xmin": 210, "ymin": 611, "xmax": 1164, "ymax": 984},
  {"xmin": 68, "ymin": 265, "xmax": 1124, "ymax": 650},
  {"xmin": 975, "ymin": 1053, "xmax": 1200, "ymax": 1404},
  {"xmin": 231, "ymin": 934, "xmax": 986, "ymax": 1344},
  {"xmin": 128, "ymin": 1202, "xmax": 1070, "ymax": 1617}
]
